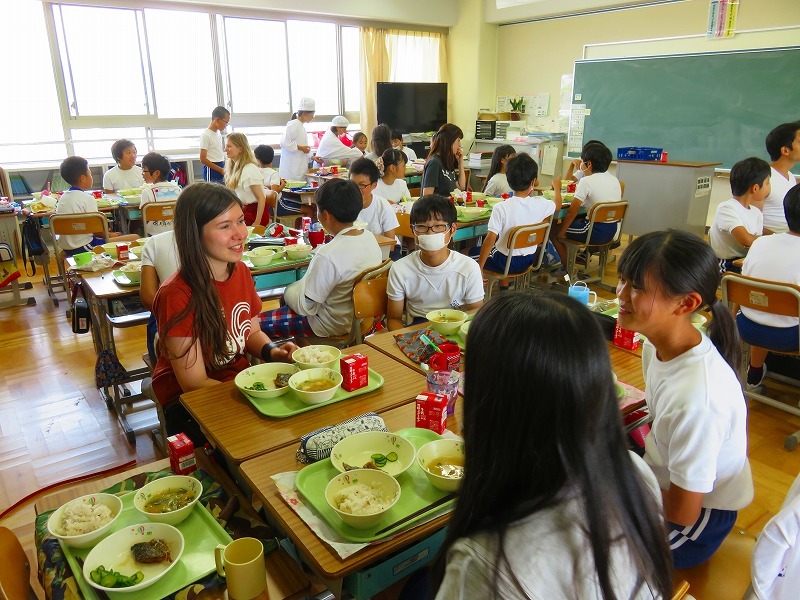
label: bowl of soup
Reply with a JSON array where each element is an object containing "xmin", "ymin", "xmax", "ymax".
[
  {"xmin": 245, "ymin": 246, "xmax": 285, "ymax": 267},
  {"xmin": 133, "ymin": 475, "xmax": 202, "ymax": 526},
  {"xmin": 426, "ymin": 309, "xmax": 468, "ymax": 336},
  {"xmin": 288, "ymin": 367, "xmax": 343, "ymax": 405},
  {"xmin": 416, "ymin": 439, "xmax": 465, "ymax": 492}
]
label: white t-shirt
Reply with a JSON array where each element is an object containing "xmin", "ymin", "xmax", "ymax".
[
  {"xmin": 401, "ymin": 146, "xmax": 417, "ymax": 162},
  {"xmin": 387, "ymin": 251, "xmax": 484, "ymax": 321},
  {"xmin": 484, "ymin": 173, "xmax": 511, "ymax": 197},
  {"xmin": 141, "ymin": 230, "xmax": 179, "ymax": 283},
  {"xmin": 316, "ymin": 129, "xmax": 363, "ymax": 165},
  {"xmin": 436, "ymin": 452, "xmax": 664, "ymax": 600},
  {"xmin": 709, "ymin": 198, "xmax": 763, "ymax": 259},
  {"xmin": 574, "ymin": 171, "xmax": 622, "ymax": 211},
  {"xmin": 232, "ymin": 163, "xmax": 265, "ymax": 205},
  {"xmin": 279, "ymin": 119, "xmax": 310, "ymax": 180},
  {"xmin": 259, "ymin": 166, "xmax": 281, "ymax": 190},
  {"xmin": 375, "ymin": 178, "xmax": 411, "ymax": 203},
  {"xmin": 642, "ymin": 336, "xmax": 753, "ymax": 510},
  {"xmin": 761, "ymin": 167, "xmax": 797, "ymax": 234},
  {"xmin": 487, "ymin": 195, "xmax": 556, "ymax": 256},
  {"xmin": 200, "ymin": 128, "xmax": 225, "ymax": 163},
  {"xmin": 283, "ymin": 229, "xmax": 382, "ymax": 336},
  {"xmin": 55, "ymin": 189, "xmax": 99, "ymax": 250},
  {"xmin": 741, "ymin": 232, "xmax": 800, "ymax": 328},
  {"xmin": 358, "ymin": 194, "xmax": 400, "ymax": 236},
  {"xmin": 140, "ymin": 181, "xmax": 181, "ymax": 236},
  {"xmin": 102, "ymin": 165, "xmax": 144, "ymax": 192}
]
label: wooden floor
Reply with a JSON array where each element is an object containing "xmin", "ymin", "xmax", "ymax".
[{"xmin": 1, "ymin": 246, "xmax": 800, "ymax": 599}]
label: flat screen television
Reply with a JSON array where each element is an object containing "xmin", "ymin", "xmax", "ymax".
[{"xmin": 376, "ymin": 82, "xmax": 447, "ymax": 134}]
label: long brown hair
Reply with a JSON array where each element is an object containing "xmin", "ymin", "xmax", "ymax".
[
  {"xmin": 427, "ymin": 123, "xmax": 463, "ymax": 170},
  {"xmin": 224, "ymin": 132, "xmax": 257, "ymax": 190},
  {"xmin": 158, "ymin": 183, "xmax": 243, "ymax": 369}
]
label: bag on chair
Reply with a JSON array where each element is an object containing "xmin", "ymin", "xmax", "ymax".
[
  {"xmin": 21, "ymin": 216, "xmax": 44, "ymax": 276},
  {"xmin": 70, "ymin": 280, "xmax": 90, "ymax": 334}
]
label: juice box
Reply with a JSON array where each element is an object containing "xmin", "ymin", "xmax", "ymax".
[
  {"xmin": 613, "ymin": 322, "xmax": 640, "ymax": 350},
  {"xmin": 167, "ymin": 432, "xmax": 197, "ymax": 475},
  {"xmin": 415, "ymin": 392, "xmax": 448, "ymax": 434},
  {"xmin": 116, "ymin": 242, "xmax": 129, "ymax": 261},
  {"xmin": 341, "ymin": 353, "xmax": 369, "ymax": 392}
]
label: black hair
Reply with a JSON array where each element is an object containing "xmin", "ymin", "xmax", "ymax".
[
  {"xmin": 431, "ymin": 291, "xmax": 674, "ymax": 599},
  {"xmin": 618, "ymin": 229, "xmax": 740, "ymax": 372},
  {"xmin": 370, "ymin": 124, "xmax": 393, "ymax": 157},
  {"xmin": 211, "ymin": 106, "xmax": 230, "ymax": 120},
  {"xmin": 291, "ymin": 110, "xmax": 314, "ymax": 120},
  {"xmin": 729, "ymin": 157, "xmax": 771, "ymax": 197},
  {"xmin": 315, "ymin": 178, "xmax": 362, "ymax": 223},
  {"xmin": 427, "ymin": 123, "xmax": 464, "ymax": 171},
  {"xmin": 784, "ymin": 184, "xmax": 800, "ymax": 233},
  {"xmin": 381, "ymin": 148, "xmax": 407, "ymax": 172},
  {"xmin": 483, "ymin": 145, "xmax": 516, "ymax": 192},
  {"xmin": 141, "ymin": 152, "xmax": 171, "ymax": 183},
  {"xmin": 60, "ymin": 156, "xmax": 90, "ymax": 187},
  {"xmin": 410, "ymin": 194, "xmax": 456, "ymax": 226},
  {"xmin": 582, "ymin": 142, "xmax": 612, "ymax": 173},
  {"xmin": 505, "ymin": 153, "xmax": 538, "ymax": 192},
  {"xmin": 349, "ymin": 157, "xmax": 381, "ymax": 184},
  {"xmin": 765, "ymin": 121, "xmax": 800, "ymax": 162},
  {"xmin": 111, "ymin": 139, "xmax": 136, "ymax": 163},
  {"xmin": 253, "ymin": 144, "xmax": 275, "ymax": 166},
  {"xmin": 352, "ymin": 132, "xmax": 367, "ymax": 146},
  {"xmin": 390, "ymin": 129, "xmax": 404, "ymax": 142}
]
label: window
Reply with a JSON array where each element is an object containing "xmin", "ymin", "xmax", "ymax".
[
  {"xmin": 233, "ymin": 126, "xmax": 286, "ymax": 148},
  {"xmin": 70, "ymin": 128, "xmax": 148, "ymax": 161},
  {"xmin": 386, "ymin": 31, "xmax": 443, "ymax": 83},
  {"xmin": 286, "ymin": 21, "xmax": 338, "ymax": 115},
  {"xmin": 144, "ymin": 9, "xmax": 217, "ymax": 118},
  {"xmin": 341, "ymin": 27, "xmax": 360, "ymax": 113},
  {"xmin": 152, "ymin": 128, "xmax": 207, "ymax": 153},
  {"xmin": 224, "ymin": 17, "xmax": 290, "ymax": 114},
  {"xmin": 55, "ymin": 5, "xmax": 148, "ymax": 116}
]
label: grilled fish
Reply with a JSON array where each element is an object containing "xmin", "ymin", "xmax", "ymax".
[{"xmin": 131, "ymin": 539, "xmax": 171, "ymax": 564}]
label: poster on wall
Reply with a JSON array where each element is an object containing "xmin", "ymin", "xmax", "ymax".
[
  {"xmin": 568, "ymin": 104, "xmax": 586, "ymax": 153},
  {"xmin": 707, "ymin": 0, "xmax": 738, "ymax": 39}
]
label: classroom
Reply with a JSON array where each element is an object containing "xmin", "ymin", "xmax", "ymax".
[{"xmin": 1, "ymin": 0, "xmax": 800, "ymax": 598}]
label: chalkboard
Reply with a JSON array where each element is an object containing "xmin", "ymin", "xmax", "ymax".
[{"xmin": 572, "ymin": 47, "xmax": 800, "ymax": 169}]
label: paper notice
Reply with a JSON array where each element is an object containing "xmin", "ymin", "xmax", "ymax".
[{"xmin": 541, "ymin": 144, "xmax": 559, "ymax": 176}]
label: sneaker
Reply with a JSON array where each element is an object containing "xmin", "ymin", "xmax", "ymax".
[{"xmin": 746, "ymin": 364, "xmax": 767, "ymax": 390}]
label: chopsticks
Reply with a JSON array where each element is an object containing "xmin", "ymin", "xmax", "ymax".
[{"xmin": 373, "ymin": 492, "xmax": 457, "ymax": 536}]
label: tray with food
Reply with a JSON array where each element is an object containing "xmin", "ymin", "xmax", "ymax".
[
  {"xmin": 48, "ymin": 476, "xmax": 232, "ymax": 599},
  {"xmin": 294, "ymin": 428, "xmax": 461, "ymax": 543}
]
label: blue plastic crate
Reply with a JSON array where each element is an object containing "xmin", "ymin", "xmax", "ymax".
[{"xmin": 617, "ymin": 146, "xmax": 663, "ymax": 161}]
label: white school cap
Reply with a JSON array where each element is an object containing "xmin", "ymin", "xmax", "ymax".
[
  {"xmin": 331, "ymin": 116, "xmax": 349, "ymax": 127},
  {"xmin": 296, "ymin": 97, "xmax": 316, "ymax": 112}
]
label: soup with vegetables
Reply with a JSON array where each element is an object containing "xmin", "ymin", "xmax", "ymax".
[
  {"xmin": 297, "ymin": 378, "xmax": 337, "ymax": 392},
  {"xmin": 430, "ymin": 316, "xmax": 462, "ymax": 323},
  {"xmin": 428, "ymin": 457, "xmax": 464, "ymax": 479},
  {"xmin": 143, "ymin": 488, "xmax": 195, "ymax": 513}
]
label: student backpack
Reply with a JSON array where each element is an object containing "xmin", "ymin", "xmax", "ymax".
[
  {"xmin": 70, "ymin": 280, "xmax": 90, "ymax": 334},
  {"xmin": 21, "ymin": 216, "xmax": 45, "ymax": 276}
]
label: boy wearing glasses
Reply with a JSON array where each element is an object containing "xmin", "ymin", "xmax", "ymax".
[
  {"xmin": 350, "ymin": 158, "xmax": 399, "ymax": 239},
  {"xmin": 140, "ymin": 152, "xmax": 181, "ymax": 236},
  {"xmin": 200, "ymin": 106, "xmax": 230, "ymax": 183},
  {"xmin": 387, "ymin": 194, "xmax": 484, "ymax": 330}
]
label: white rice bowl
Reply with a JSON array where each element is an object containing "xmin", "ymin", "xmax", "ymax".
[
  {"xmin": 292, "ymin": 345, "xmax": 341, "ymax": 370},
  {"xmin": 324, "ymin": 469, "xmax": 400, "ymax": 529},
  {"xmin": 47, "ymin": 493, "xmax": 123, "ymax": 548}
]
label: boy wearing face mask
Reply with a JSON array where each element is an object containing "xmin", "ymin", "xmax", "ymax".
[
  {"xmin": 386, "ymin": 195, "xmax": 484, "ymax": 330},
  {"xmin": 478, "ymin": 153, "xmax": 556, "ymax": 291}
]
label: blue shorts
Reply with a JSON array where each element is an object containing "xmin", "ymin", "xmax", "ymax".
[
  {"xmin": 668, "ymin": 507, "xmax": 736, "ymax": 568},
  {"xmin": 64, "ymin": 235, "xmax": 105, "ymax": 256},
  {"xmin": 277, "ymin": 196, "xmax": 305, "ymax": 216},
  {"xmin": 718, "ymin": 258, "xmax": 742, "ymax": 275},
  {"xmin": 737, "ymin": 312, "xmax": 799, "ymax": 352},
  {"xmin": 566, "ymin": 219, "xmax": 617, "ymax": 245},
  {"xmin": 484, "ymin": 248, "xmax": 535, "ymax": 275},
  {"xmin": 202, "ymin": 162, "xmax": 225, "ymax": 183}
]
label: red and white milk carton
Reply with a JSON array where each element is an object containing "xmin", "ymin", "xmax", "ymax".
[
  {"xmin": 340, "ymin": 353, "xmax": 369, "ymax": 392},
  {"xmin": 116, "ymin": 242, "xmax": 129, "ymax": 261},
  {"xmin": 613, "ymin": 322, "xmax": 641, "ymax": 351},
  {"xmin": 415, "ymin": 392, "xmax": 448, "ymax": 435},
  {"xmin": 167, "ymin": 432, "xmax": 197, "ymax": 475}
]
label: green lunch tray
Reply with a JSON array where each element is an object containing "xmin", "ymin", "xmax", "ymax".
[
  {"xmin": 295, "ymin": 427, "xmax": 457, "ymax": 543},
  {"xmin": 244, "ymin": 255, "xmax": 312, "ymax": 271},
  {"xmin": 243, "ymin": 368, "xmax": 384, "ymax": 418},
  {"xmin": 59, "ymin": 491, "xmax": 233, "ymax": 600},
  {"xmin": 442, "ymin": 311, "xmax": 474, "ymax": 350},
  {"xmin": 456, "ymin": 210, "xmax": 491, "ymax": 223}
]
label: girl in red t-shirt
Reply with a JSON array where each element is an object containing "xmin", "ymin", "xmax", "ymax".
[{"xmin": 151, "ymin": 183, "xmax": 297, "ymax": 437}]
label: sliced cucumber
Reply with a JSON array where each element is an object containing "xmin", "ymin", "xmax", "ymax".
[{"xmin": 386, "ymin": 452, "xmax": 398, "ymax": 462}]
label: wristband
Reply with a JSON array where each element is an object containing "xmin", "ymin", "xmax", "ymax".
[{"xmin": 261, "ymin": 341, "xmax": 280, "ymax": 362}]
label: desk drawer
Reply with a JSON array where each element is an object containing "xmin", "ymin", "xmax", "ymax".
[
  {"xmin": 253, "ymin": 270, "xmax": 299, "ymax": 289},
  {"xmin": 474, "ymin": 223, "xmax": 489, "ymax": 236},
  {"xmin": 452, "ymin": 226, "xmax": 475, "ymax": 242}
]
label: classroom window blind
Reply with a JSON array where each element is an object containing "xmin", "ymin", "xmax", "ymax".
[
  {"xmin": 341, "ymin": 26, "xmax": 361, "ymax": 113},
  {"xmin": 286, "ymin": 21, "xmax": 339, "ymax": 116}
]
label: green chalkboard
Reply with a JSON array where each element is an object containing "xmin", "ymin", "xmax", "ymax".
[{"xmin": 572, "ymin": 47, "xmax": 800, "ymax": 169}]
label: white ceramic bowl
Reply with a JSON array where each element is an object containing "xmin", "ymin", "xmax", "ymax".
[
  {"xmin": 135, "ymin": 238, "xmax": 148, "ymax": 246},
  {"xmin": 102, "ymin": 242, "xmax": 119, "ymax": 258},
  {"xmin": 324, "ymin": 469, "xmax": 401, "ymax": 529},
  {"xmin": 459, "ymin": 321, "xmax": 470, "ymax": 339},
  {"xmin": 426, "ymin": 309, "xmax": 468, "ymax": 336},
  {"xmin": 331, "ymin": 431, "xmax": 417, "ymax": 476},
  {"xmin": 285, "ymin": 244, "xmax": 313, "ymax": 261},
  {"xmin": 235, "ymin": 363, "xmax": 300, "ymax": 399},
  {"xmin": 292, "ymin": 345, "xmax": 341, "ymax": 371},
  {"xmin": 245, "ymin": 247, "xmax": 285, "ymax": 267},
  {"xmin": 416, "ymin": 439, "xmax": 465, "ymax": 493},
  {"xmin": 46, "ymin": 493, "xmax": 123, "ymax": 549},
  {"xmin": 288, "ymin": 367, "xmax": 342, "ymax": 405},
  {"xmin": 119, "ymin": 261, "xmax": 142, "ymax": 284},
  {"xmin": 83, "ymin": 522, "xmax": 184, "ymax": 594},
  {"xmin": 132, "ymin": 475, "xmax": 203, "ymax": 526}
]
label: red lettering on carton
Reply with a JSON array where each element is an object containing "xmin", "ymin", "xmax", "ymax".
[
  {"xmin": 613, "ymin": 323, "xmax": 640, "ymax": 350},
  {"xmin": 341, "ymin": 353, "xmax": 369, "ymax": 392},
  {"xmin": 415, "ymin": 392, "xmax": 448, "ymax": 434},
  {"xmin": 168, "ymin": 432, "xmax": 197, "ymax": 475}
]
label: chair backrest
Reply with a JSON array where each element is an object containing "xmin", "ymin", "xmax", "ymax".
[
  {"xmin": 396, "ymin": 212, "xmax": 414, "ymax": 238},
  {"xmin": 584, "ymin": 200, "xmax": 628, "ymax": 248},
  {"xmin": 721, "ymin": 273, "xmax": 800, "ymax": 319},
  {"xmin": 142, "ymin": 201, "xmax": 176, "ymax": 231},
  {"xmin": 0, "ymin": 527, "xmax": 36, "ymax": 600},
  {"xmin": 495, "ymin": 220, "xmax": 552, "ymax": 278},
  {"xmin": 409, "ymin": 187, "xmax": 422, "ymax": 198},
  {"xmin": 464, "ymin": 168, "xmax": 471, "ymax": 191},
  {"xmin": 50, "ymin": 212, "xmax": 109, "ymax": 254},
  {"xmin": 351, "ymin": 259, "xmax": 392, "ymax": 344}
]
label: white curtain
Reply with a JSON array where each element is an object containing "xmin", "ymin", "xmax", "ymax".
[{"xmin": 360, "ymin": 28, "xmax": 449, "ymax": 137}]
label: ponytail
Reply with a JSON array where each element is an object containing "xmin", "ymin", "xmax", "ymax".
[{"xmin": 707, "ymin": 299, "xmax": 741, "ymax": 373}]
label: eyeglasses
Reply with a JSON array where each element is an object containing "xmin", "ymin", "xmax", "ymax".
[
  {"xmin": 412, "ymin": 223, "xmax": 450, "ymax": 235},
  {"xmin": 142, "ymin": 169, "xmax": 152, "ymax": 174},
  {"xmin": 355, "ymin": 182, "xmax": 373, "ymax": 190}
]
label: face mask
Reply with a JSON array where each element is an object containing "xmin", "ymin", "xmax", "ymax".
[{"xmin": 417, "ymin": 232, "xmax": 448, "ymax": 252}]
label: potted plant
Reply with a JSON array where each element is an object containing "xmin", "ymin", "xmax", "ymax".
[{"xmin": 509, "ymin": 97, "xmax": 525, "ymax": 120}]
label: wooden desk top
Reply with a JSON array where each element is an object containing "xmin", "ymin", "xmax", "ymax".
[
  {"xmin": 181, "ymin": 345, "xmax": 426, "ymax": 464},
  {"xmin": 239, "ymin": 403, "xmax": 460, "ymax": 580},
  {"xmin": 79, "ymin": 268, "xmax": 139, "ymax": 299}
]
